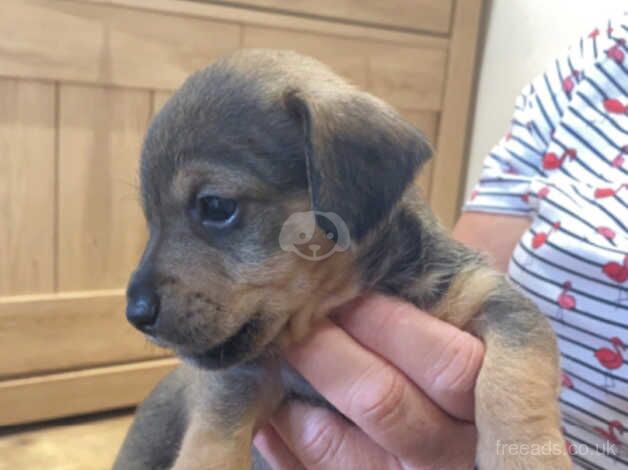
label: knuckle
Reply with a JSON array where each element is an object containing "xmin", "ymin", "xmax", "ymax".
[
  {"xmin": 425, "ymin": 330, "xmax": 483, "ymax": 393},
  {"xmin": 347, "ymin": 364, "xmax": 406, "ymax": 428},
  {"xmin": 299, "ymin": 414, "xmax": 345, "ymax": 466}
]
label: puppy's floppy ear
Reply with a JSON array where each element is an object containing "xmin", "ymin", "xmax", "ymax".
[{"xmin": 284, "ymin": 89, "xmax": 431, "ymax": 241}]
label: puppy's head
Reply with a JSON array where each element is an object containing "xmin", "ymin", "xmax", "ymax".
[{"xmin": 126, "ymin": 50, "xmax": 431, "ymax": 369}]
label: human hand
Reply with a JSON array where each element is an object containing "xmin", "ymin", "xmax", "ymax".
[{"xmin": 254, "ymin": 294, "xmax": 485, "ymax": 469}]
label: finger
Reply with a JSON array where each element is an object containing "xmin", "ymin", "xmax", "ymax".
[
  {"xmin": 270, "ymin": 401, "xmax": 402, "ymax": 470},
  {"xmin": 286, "ymin": 320, "xmax": 477, "ymax": 466},
  {"xmin": 334, "ymin": 294, "xmax": 484, "ymax": 421},
  {"xmin": 254, "ymin": 425, "xmax": 305, "ymax": 470}
]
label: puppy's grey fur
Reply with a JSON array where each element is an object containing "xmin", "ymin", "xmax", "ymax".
[{"xmin": 115, "ymin": 50, "xmax": 569, "ymax": 469}]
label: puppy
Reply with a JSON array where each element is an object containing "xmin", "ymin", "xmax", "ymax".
[{"xmin": 114, "ymin": 50, "xmax": 569, "ymax": 469}]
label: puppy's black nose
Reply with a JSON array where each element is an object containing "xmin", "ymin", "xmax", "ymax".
[{"xmin": 126, "ymin": 284, "xmax": 159, "ymax": 332}]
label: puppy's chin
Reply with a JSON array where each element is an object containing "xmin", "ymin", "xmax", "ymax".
[{"xmin": 177, "ymin": 316, "xmax": 269, "ymax": 370}]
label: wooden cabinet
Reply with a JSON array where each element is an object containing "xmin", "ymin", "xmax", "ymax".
[{"xmin": 0, "ymin": 0, "xmax": 484, "ymax": 425}]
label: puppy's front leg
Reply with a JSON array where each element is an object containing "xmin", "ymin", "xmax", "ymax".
[
  {"xmin": 173, "ymin": 413, "xmax": 253, "ymax": 470},
  {"xmin": 172, "ymin": 361, "xmax": 282, "ymax": 470},
  {"xmin": 437, "ymin": 269, "xmax": 570, "ymax": 469}
]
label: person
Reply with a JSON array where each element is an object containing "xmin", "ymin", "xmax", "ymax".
[{"xmin": 255, "ymin": 16, "xmax": 627, "ymax": 469}]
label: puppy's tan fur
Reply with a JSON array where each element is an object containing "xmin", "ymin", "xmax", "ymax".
[{"xmin": 115, "ymin": 50, "xmax": 570, "ymax": 470}]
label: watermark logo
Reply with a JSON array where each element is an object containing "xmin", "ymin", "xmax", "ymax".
[
  {"xmin": 496, "ymin": 439, "xmax": 618, "ymax": 458},
  {"xmin": 279, "ymin": 211, "xmax": 350, "ymax": 261}
]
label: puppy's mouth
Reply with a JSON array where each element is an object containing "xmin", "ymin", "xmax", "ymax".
[{"xmin": 183, "ymin": 317, "xmax": 261, "ymax": 370}]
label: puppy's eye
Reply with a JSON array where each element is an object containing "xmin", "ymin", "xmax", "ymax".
[{"xmin": 193, "ymin": 194, "xmax": 239, "ymax": 228}]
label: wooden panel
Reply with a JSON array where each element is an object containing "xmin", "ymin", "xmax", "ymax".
[
  {"xmin": 57, "ymin": 85, "xmax": 150, "ymax": 291},
  {"xmin": 0, "ymin": 0, "xmax": 240, "ymax": 90},
  {"xmin": 0, "ymin": 359, "xmax": 178, "ymax": 425},
  {"xmin": 402, "ymin": 110, "xmax": 439, "ymax": 143},
  {"xmin": 0, "ymin": 79, "xmax": 55, "ymax": 296},
  {"xmin": 88, "ymin": 0, "xmax": 449, "ymax": 49},
  {"xmin": 215, "ymin": 0, "xmax": 453, "ymax": 34},
  {"xmin": 0, "ymin": 291, "xmax": 169, "ymax": 378},
  {"xmin": 0, "ymin": 412, "xmax": 133, "ymax": 470},
  {"xmin": 242, "ymin": 26, "xmax": 447, "ymax": 110},
  {"xmin": 243, "ymin": 25, "xmax": 368, "ymax": 88},
  {"xmin": 152, "ymin": 90, "xmax": 173, "ymax": 116},
  {"xmin": 430, "ymin": 0, "xmax": 484, "ymax": 228},
  {"xmin": 366, "ymin": 44, "xmax": 446, "ymax": 111}
]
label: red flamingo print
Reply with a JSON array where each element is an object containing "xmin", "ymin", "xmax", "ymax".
[
  {"xmin": 605, "ymin": 41, "xmax": 625, "ymax": 64},
  {"xmin": 562, "ymin": 427, "xmax": 576, "ymax": 455},
  {"xmin": 593, "ymin": 420, "xmax": 625, "ymax": 445},
  {"xmin": 561, "ymin": 372, "xmax": 574, "ymax": 389},
  {"xmin": 594, "ymin": 183, "xmax": 627, "ymax": 199},
  {"xmin": 603, "ymin": 254, "xmax": 628, "ymax": 304},
  {"xmin": 562, "ymin": 76, "xmax": 574, "ymax": 94},
  {"xmin": 595, "ymin": 337, "xmax": 625, "ymax": 388},
  {"xmin": 565, "ymin": 439, "xmax": 576, "ymax": 456},
  {"xmin": 532, "ymin": 221, "xmax": 560, "ymax": 249},
  {"xmin": 556, "ymin": 281, "xmax": 576, "ymax": 320},
  {"xmin": 538, "ymin": 186, "xmax": 550, "ymax": 199},
  {"xmin": 597, "ymin": 226, "xmax": 616, "ymax": 241},
  {"xmin": 603, "ymin": 98, "xmax": 627, "ymax": 114},
  {"xmin": 588, "ymin": 28, "xmax": 600, "ymax": 38},
  {"xmin": 521, "ymin": 186, "xmax": 550, "ymax": 203},
  {"xmin": 603, "ymin": 254, "xmax": 628, "ymax": 283},
  {"xmin": 519, "ymin": 185, "xmax": 549, "ymax": 204},
  {"xmin": 561, "ymin": 70, "xmax": 581, "ymax": 96},
  {"xmin": 613, "ymin": 145, "xmax": 628, "ymax": 168},
  {"xmin": 542, "ymin": 148, "xmax": 577, "ymax": 169}
]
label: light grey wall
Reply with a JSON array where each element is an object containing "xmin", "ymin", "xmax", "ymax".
[{"xmin": 464, "ymin": 0, "xmax": 624, "ymax": 198}]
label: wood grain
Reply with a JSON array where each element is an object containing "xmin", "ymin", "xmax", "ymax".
[
  {"xmin": 430, "ymin": 0, "xmax": 485, "ymax": 228},
  {"xmin": 57, "ymin": 85, "xmax": 150, "ymax": 291},
  {"xmin": 366, "ymin": 43, "xmax": 446, "ymax": 111},
  {"xmin": 242, "ymin": 26, "xmax": 446, "ymax": 111},
  {"xmin": 402, "ymin": 110, "xmax": 439, "ymax": 143},
  {"xmin": 0, "ymin": 0, "xmax": 240, "ymax": 90},
  {"xmin": 214, "ymin": 0, "xmax": 453, "ymax": 34},
  {"xmin": 0, "ymin": 412, "xmax": 133, "ymax": 470},
  {"xmin": 86, "ymin": 0, "xmax": 449, "ymax": 48},
  {"xmin": 243, "ymin": 25, "xmax": 369, "ymax": 87},
  {"xmin": 0, "ymin": 359, "xmax": 178, "ymax": 425},
  {"xmin": 0, "ymin": 291, "xmax": 170, "ymax": 379},
  {"xmin": 0, "ymin": 79, "xmax": 55, "ymax": 296},
  {"xmin": 152, "ymin": 90, "xmax": 173, "ymax": 116}
]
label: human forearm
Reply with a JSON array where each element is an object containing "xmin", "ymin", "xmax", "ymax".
[{"xmin": 452, "ymin": 212, "xmax": 530, "ymax": 273}]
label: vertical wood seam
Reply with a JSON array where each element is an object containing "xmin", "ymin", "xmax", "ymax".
[
  {"xmin": 447, "ymin": 0, "xmax": 457, "ymax": 36},
  {"xmin": 53, "ymin": 82, "xmax": 60, "ymax": 292},
  {"xmin": 428, "ymin": 0, "xmax": 484, "ymax": 228}
]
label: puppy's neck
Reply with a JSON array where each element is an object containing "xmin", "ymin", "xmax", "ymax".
[{"xmin": 355, "ymin": 189, "xmax": 469, "ymax": 311}]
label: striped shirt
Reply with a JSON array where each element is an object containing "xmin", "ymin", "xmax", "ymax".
[{"xmin": 464, "ymin": 17, "xmax": 628, "ymax": 469}]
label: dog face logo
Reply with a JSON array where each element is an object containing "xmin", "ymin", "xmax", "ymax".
[{"xmin": 279, "ymin": 211, "xmax": 351, "ymax": 260}]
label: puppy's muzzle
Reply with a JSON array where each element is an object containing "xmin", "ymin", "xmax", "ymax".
[{"xmin": 126, "ymin": 278, "xmax": 160, "ymax": 332}]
